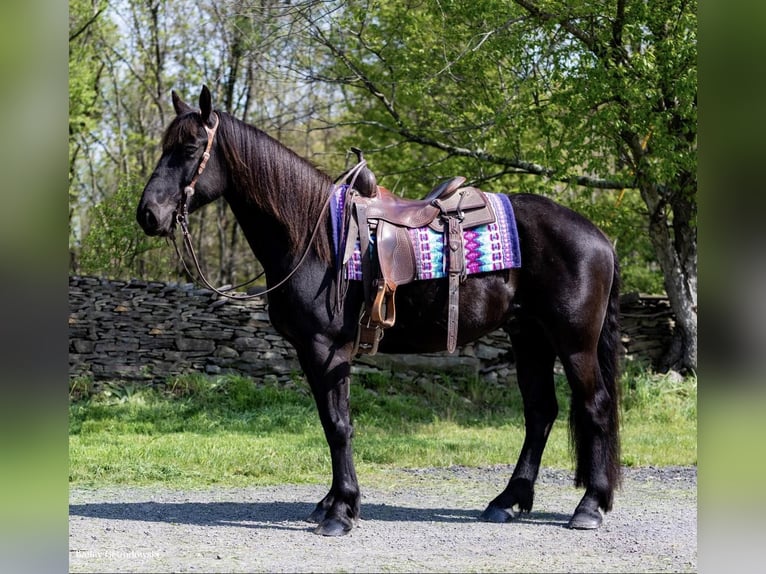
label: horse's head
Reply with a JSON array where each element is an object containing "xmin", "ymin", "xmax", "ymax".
[{"xmin": 137, "ymin": 85, "xmax": 225, "ymax": 236}]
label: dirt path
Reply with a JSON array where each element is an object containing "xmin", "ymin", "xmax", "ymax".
[{"xmin": 69, "ymin": 466, "xmax": 696, "ymax": 573}]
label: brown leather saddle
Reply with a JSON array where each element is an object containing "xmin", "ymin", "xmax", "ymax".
[{"xmin": 341, "ymin": 168, "xmax": 497, "ymax": 356}]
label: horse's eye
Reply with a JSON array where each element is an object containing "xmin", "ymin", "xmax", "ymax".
[{"xmin": 184, "ymin": 144, "xmax": 198, "ymax": 158}]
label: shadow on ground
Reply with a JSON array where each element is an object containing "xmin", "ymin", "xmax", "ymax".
[{"xmin": 69, "ymin": 500, "xmax": 572, "ymax": 531}]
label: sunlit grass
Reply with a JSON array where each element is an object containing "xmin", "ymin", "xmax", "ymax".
[
  {"xmin": 620, "ymin": 362, "xmax": 697, "ymax": 467},
  {"xmin": 70, "ymin": 431, "xmax": 330, "ymax": 487},
  {"xmin": 69, "ymin": 365, "xmax": 696, "ymax": 488}
]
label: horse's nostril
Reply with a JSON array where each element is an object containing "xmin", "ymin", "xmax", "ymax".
[
  {"xmin": 138, "ymin": 205, "xmax": 161, "ymax": 235},
  {"xmin": 145, "ymin": 209, "xmax": 158, "ymax": 230}
]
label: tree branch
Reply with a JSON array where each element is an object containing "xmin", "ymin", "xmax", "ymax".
[
  {"xmin": 69, "ymin": 7, "xmax": 105, "ymax": 43},
  {"xmin": 612, "ymin": 0, "xmax": 626, "ymax": 47},
  {"xmin": 513, "ymin": 0, "xmax": 635, "ymax": 71},
  {"xmin": 513, "ymin": 0, "xmax": 601, "ymax": 55},
  {"xmin": 339, "ymin": 118, "xmax": 629, "ymax": 190},
  {"xmin": 310, "ymin": 25, "xmax": 403, "ymax": 126}
]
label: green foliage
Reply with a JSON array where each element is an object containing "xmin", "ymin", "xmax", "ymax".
[
  {"xmin": 78, "ymin": 178, "xmax": 171, "ymax": 278},
  {"xmin": 69, "ymin": 366, "xmax": 696, "ymax": 487},
  {"xmin": 68, "ymin": 0, "xmax": 109, "ymax": 144},
  {"xmin": 621, "ymin": 360, "xmax": 697, "ymax": 422}
]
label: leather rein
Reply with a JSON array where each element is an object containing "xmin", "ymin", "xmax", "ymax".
[{"xmin": 171, "ymin": 111, "xmax": 366, "ymax": 300}]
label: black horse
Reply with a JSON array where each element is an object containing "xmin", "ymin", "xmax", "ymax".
[{"xmin": 137, "ymin": 86, "xmax": 621, "ymax": 535}]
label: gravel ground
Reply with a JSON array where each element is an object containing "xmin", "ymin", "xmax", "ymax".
[{"xmin": 69, "ymin": 465, "xmax": 696, "ymax": 573}]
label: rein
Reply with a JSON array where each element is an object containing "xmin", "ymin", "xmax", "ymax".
[{"xmin": 172, "ymin": 112, "xmax": 368, "ymax": 300}]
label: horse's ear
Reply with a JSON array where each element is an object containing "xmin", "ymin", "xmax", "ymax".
[
  {"xmin": 171, "ymin": 90, "xmax": 194, "ymax": 116},
  {"xmin": 199, "ymin": 85, "xmax": 213, "ymax": 125}
]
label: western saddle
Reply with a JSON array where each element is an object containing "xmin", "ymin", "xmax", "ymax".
[{"xmin": 339, "ymin": 153, "xmax": 497, "ymax": 356}]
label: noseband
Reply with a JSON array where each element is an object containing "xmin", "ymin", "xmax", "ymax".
[{"xmin": 171, "ymin": 111, "xmax": 372, "ymax": 301}]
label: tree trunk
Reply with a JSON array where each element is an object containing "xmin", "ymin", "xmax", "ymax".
[{"xmin": 639, "ymin": 178, "xmax": 697, "ymax": 373}]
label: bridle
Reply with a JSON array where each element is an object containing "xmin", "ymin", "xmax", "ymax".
[{"xmin": 171, "ymin": 110, "xmax": 368, "ymax": 300}]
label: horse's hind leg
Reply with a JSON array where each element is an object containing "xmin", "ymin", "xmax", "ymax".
[
  {"xmin": 481, "ymin": 324, "xmax": 558, "ymax": 523},
  {"xmin": 560, "ymin": 348, "xmax": 620, "ymax": 529}
]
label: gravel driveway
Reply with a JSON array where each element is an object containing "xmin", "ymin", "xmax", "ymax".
[{"xmin": 69, "ymin": 465, "xmax": 696, "ymax": 573}]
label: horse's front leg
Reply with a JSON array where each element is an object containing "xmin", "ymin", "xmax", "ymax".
[{"xmin": 298, "ymin": 342, "xmax": 359, "ymax": 536}]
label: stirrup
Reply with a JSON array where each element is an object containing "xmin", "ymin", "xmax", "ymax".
[{"xmin": 370, "ymin": 280, "xmax": 396, "ymax": 328}]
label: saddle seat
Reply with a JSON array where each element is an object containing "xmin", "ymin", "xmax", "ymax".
[
  {"xmin": 361, "ymin": 177, "xmax": 492, "ymax": 232},
  {"xmin": 345, "ymin": 175, "xmax": 498, "ymax": 356}
]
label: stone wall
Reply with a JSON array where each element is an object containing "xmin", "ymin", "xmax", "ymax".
[
  {"xmin": 69, "ymin": 275, "xmax": 674, "ymax": 383},
  {"xmin": 618, "ymin": 292, "xmax": 676, "ymax": 368}
]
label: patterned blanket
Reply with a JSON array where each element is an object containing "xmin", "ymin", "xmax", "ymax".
[{"xmin": 330, "ymin": 185, "xmax": 521, "ymax": 281}]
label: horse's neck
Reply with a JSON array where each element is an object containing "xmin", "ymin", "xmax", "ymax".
[
  {"xmin": 225, "ymin": 191, "xmax": 332, "ymax": 294},
  {"xmin": 221, "ymin": 119, "xmax": 333, "ymax": 283},
  {"xmin": 224, "ymin": 194, "xmax": 288, "ymax": 274}
]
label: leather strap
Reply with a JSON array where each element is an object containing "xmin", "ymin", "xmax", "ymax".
[
  {"xmin": 183, "ymin": 113, "xmax": 219, "ymax": 200},
  {"xmin": 355, "ymin": 201, "xmax": 373, "ymax": 308},
  {"xmin": 446, "ymin": 217, "xmax": 465, "ymax": 353},
  {"xmin": 353, "ymin": 308, "xmax": 385, "ymax": 355}
]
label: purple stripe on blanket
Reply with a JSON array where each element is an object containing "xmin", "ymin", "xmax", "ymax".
[{"xmin": 329, "ymin": 186, "xmax": 521, "ymax": 281}]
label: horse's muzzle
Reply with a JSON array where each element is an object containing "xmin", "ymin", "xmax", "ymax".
[{"xmin": 136, "ymin": 199, "xmax": 174, "ymax": 236}]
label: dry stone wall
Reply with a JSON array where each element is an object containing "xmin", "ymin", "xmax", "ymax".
[
  {"xmin": 69, "ymin": 275, "xmax": 674, "ymax": 383},
  {"xmin": 618, "ymin": 292, "xmax": 676, "ymax": 367}
]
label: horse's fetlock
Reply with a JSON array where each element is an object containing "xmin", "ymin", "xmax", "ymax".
[
  {"xmin": 501, "ymin": 478, "xmax": 534, "ymax": 513},
  {"xmin": 595, "ymin": 484, "xmax": 614, "ymax": 512}
]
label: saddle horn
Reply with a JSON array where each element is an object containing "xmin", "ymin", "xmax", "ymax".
[{"xmin": 346, "ymin": 147, "xmax": 378, "ymax": 198}]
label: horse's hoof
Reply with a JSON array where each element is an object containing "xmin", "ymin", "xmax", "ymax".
[
  {"xmin": 307, "ymin": 506, "xmax": 326, "ymax": 524},
  {"xmin": 480, "ymin": 505, "xmax": 516, "ymax": 523},
  {"xmin": 314, "ymin": 518, "xmax": 352, "ymax": 536},
  {"xmin": 567, "ymin": 507, "xmax": 603, "ymax": 530}
]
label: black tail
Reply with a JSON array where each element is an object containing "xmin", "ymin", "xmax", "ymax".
[{"xmin": 597, "ymin": 254, "xmax": 622, "ymax": 501}]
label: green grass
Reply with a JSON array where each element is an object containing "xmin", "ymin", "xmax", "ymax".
[{"xmin": 69, "ymin": 364, "xmax": 696, "ymax": 488}]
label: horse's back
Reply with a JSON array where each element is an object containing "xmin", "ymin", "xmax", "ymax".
[
  {"xmin": 509, "ymin": 192, "xmax": 615, "ymax": 284},
  {"xmin": 509, "ymin": 192, "xmax": 614, "ymax": 254}
]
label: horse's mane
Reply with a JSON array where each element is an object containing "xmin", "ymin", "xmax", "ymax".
[{"xmin": 187, "ymin": 111, "xmax": 336, "ymax": 265}]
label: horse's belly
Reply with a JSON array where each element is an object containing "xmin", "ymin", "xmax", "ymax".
[{"xmin": 375, "ymin": 272, "xmax": 516, "ymax": 354}]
